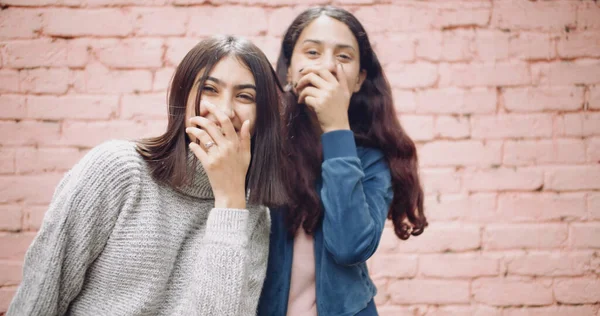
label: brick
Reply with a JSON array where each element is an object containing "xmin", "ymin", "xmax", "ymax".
[
  {"xmin": 27, "ymin": 95, "xmax": 119, "ymax": 120},
  {"xmin": 503, "ymin": 139, "xmax": 586, "ymax": 166},
  {"xmin": 420, "ymin": 253, "xmax": 499, "ymax": 278},
  {"xmin": 386, "ymin": 63, "xmax": 438, "ymax": 89},
  {"xmin": 20, "ymin": 68, "xmax": 70, "ymax": 94},
  {"xmin": 0, "ymin": 121, "xmax": 61, "ymax": 146},
  {"xmin": 591, "ymin": 85, "xmax": 600, "ymax": 110},
  {"xmin": 491, "ymin": 0, "xmax": 576, "ymax": 31},
  {"xmin": 267, "ymin": 6, "xmax": 310, "ymax": 37},
  {"xmin": 16, "ymin": 147, "xmax": 82, "ymax": 174},
  {"xmin": 60, "ymin": 120, "xmax": 166, "ymax": 147},
  {"xmin": 187, "ymin": 6, "xmax": 267, "ymax": 36},
  {"xmin": 416, "ymin": 88, "xmax": 496, "ymax": 114},
  {"xmin": 372, "ymin": 34, "xmax": 415, "ymax": 65},
  {"xmin": 0, "ymin": 0, "xmax": 56, "ymax": 4},
  {"xmin": 165, "ymin": 38, "xmax": 202, "ymax": 66},
  {"xmin": 121, "ymin": 93, "xmax": 167, "ymax": 119},
  {"xmin": 554, "ymin": 278, "xmax": 600, "ymax": 303},
  {"xmin": 435, "ymin": 116, "xmax": 469, "ymax": 139},
  {"xmin": 471, "ymin": 114, "xmax": 553, "ymax": 139},
  {"xmin": 472, "ymin": 278, "xmax": 553, "ymax": 306},
  {"xmin": 398, "ymin": 115, "xmax": 434, "ymax": 142},
  {"xmin": 153, "ymin": 68, "xmax": 175, "ymax": 92},
  {"xmin": 78, "ymin": 0, "xmax": 169, "ymax": 5},
  {"xmin": 432, "ymin": 1, "xmax": 491, "ymax": 29},
  {"xmin": 0, "ymin": 287, "xmax": 17, "ymax": 313},
  {"xmin": 473, "ymin": 30, "xmax": 510, "ymax": 62},
  {"xmin": 590, "ymin": 193, "xmax": 600, "ymax": 220},
  {"xmin": 508, "ymin": 32, "xmax": 556, "ymax": 60},
  {"xmin": 0, "ymin": 206, "xmax": 21, "ymax": 232},
  {"xmin": 533, "ymin": 61, "xmax": 600, "ymax": 85},
  {"xmin": 420, "ymin": 168, "xmax": 461, "ymax": 194},
  {"xmin": 0, "ymin": 94, "xmax": 26, "ymax": 119},
  {"xmin": 558, "ymin": 32, "xmax": 600, "ymax": 58},
  {"xmin": 0, "ymin": 233, "xmax": 36, "ymax": 260},
  {"xmin": 503, "ymin": 86, "xmax": 584, "ymax": 112},
  {"xmin": 483, "ymin": 224, "xmax": 568, "ymax": 250},
  {"xmin": 429, "ymin": 305, "xmax": 501, "ymax": 316},
  {"xmin": 0, "ymin": 174, "xmax": 63, "ymax": 204},
  {"xmin": 578, "ymin": 1, "xmax": 600, "ymax": 30},
  {"xmin": 65, "ymin": 38, "xmax": 91, "ymax": 67},
  {"xmin": 498, "ymin": 193, "xmax": 587, "ymax": 222},
  {"xmin": 424, "ymin": 193, "xmax": 497, "ymax": 223},
  {"xmin": 246, "ymin": 36, "xmax": 280, "ymax": 64},
  {"xmin": 415, "ymin": 31, "xmax": 473, "ymax": 62},
  {"xmin": 570, "ymin": 223, "xmax": 600, "ymax": 249},
  {"xmin": 0, "ymin": 148, "xmax": 15, "ymax": 174},
  {"xmin": 0, "ymin": 260, "xmax": 22, "ymax": 286},
  {"xmin": 555, "ymin": 113, "xmax": 600, "ymax": 137},
  {"xmin": 439, "ymin": 63, "xmax": 530, "ymax": 87},
  {"xmin": 3, "ymin": 39, "xmax": 69, "ymax": 68},
  {"xmin": 463, "ymin": 167, "xmax": 544, "ymax": 192},
  {"xmin": 0, "ymin": 69, "xmax": 20, "ymax": 93},
  {"xmin": 0, "ymin": 9, "xmax": 43, "ymax": 39},
  {"xmin": 506, "ymin": 251, "xmax": 592, "ymax": 277},
  {"xmin": 368, "ymin": 253, "xmax": 417, "ymax": 279},
  {"xmin": 378, "ymin": 306, "xmax": 423, "ymax": 316},
  {"xmin": 392, "ymin": 90, "xmax": 416, "ymax": 113},
  {"xmin": 44, "ymin": 9, "xmax": 135, "ymax": 37},
  {"xmin": 504, "ymin": 305, "xmax": 599, "ymax": 316},
  {"xmin": 420, "ymin": 140, "xmax": 502, "ymax": 167},
  {"xmin": 371, "ymin": 278, "xmax": 388, "ymax": 306},
  {"xmin": 545, "ymin": 166, "xmax": 600, "ymax": 191},
  {"xmin": 23, "ymin": 205, "xmax": 47, "ymax": 231},
  {"xmin": 73, "ymin": 64, "xmax": 152, "ymax": 94},
  {"xmin": 91, "ymin": 38, "xmax": 164, "ymax": 68},
  {"xmin": 354, "ymin": 5, "xmax": 435, "ymax": 33},
  {"xmin": 388, "ymin": 279, "xmax": 470, "ymax": 304},
  {"xmin": 133, "ymin": 7, "xmax": 188, "ymax": 36},
  {"xmin": 395, "ymin": 223, "xmax": 480, "ymax": 253}
]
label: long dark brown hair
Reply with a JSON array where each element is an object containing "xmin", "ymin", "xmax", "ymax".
[
  {"xmin": 277, "ymin": 7, "xmax": 427, "ymax": 239},
  {"xmin": 137, "ymin": 35, "xmax": 287, "ymax": 207}
]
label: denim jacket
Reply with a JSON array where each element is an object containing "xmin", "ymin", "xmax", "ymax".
[{"xmin": 258, "ymin": 130, "xmax": 393, "ymax": 316}]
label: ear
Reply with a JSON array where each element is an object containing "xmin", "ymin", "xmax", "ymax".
[{"xmin": 353, "ymin": 69, "xmax": 367, "ymax": 93}]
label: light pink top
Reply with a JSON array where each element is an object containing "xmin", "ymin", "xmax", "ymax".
[{"xmin": 286, "ymin": 228, "xmax": 317, "ymax": 316}]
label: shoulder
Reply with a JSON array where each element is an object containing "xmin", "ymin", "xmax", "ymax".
[{"xmin": 67, "ymin": 140, "xmax": 144, "ymax": 195}]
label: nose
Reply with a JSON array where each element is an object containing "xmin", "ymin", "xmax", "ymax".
[
  {"xmin": 219, "ymin": 100, "xmax": 235, "ymax": 119},
  {"xmin": 322, "ymin": 54, "xmax": 337, "ymax": 76}
]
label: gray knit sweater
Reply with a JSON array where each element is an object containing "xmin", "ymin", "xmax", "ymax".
[{"xmin": 8, "ymin": 140, "xmax": 271, "ymax": 316}]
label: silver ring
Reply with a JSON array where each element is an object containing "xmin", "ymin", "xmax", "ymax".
[{"xmin": 204, "ymin": 141, "xmax": 215, "ymax": 149}]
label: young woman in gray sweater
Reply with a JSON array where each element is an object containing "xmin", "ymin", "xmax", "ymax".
[{"xmin": 8, "ymin": 35, "xmax": 286, "ymax": 316}]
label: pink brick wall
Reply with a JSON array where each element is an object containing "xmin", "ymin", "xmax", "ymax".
[{"xmin": 1, "ymin": 0, "xmax": 599, "ymax": 314}]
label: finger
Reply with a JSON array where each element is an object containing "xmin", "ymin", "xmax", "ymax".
[
  {"xmin": 297, "ymin": 86, "xmax": 320, "ymax": 105},
  {"xmin": 299, "ymin": 65, "xmax": 337, "ymax": 83},
  {"xmin": 189, "ymin": 116, "xmax": 226, "ymax": 145},
  {"xmin": 186, "ymin": 127, "xmax": 216, "ymax": 151},
  {"xmin": 296, "ymin": 72, "xmax": 328, "ymax": 92},
  {"xmin": 335, "ymin": 63, "xmax": 350, "ymax": 92},
  {"xmin": 239, "ymin": 120, "xmax": 251, "ymax": 155},
  {"xmin": 189, "ymin": 142, "xmax": 209, "ymax": 164},
  {"xmin": 202, "ymin": 101, "xmax": 236, "ymax": 139},
  {"xmin": 304, "ymin": 96, "xmax": 318, "ymax": 110}
]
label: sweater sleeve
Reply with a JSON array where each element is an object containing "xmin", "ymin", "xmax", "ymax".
[
  {"xmin": 7, "ymin": 141, "xmax": 141, "ymax": 316},
  {"xmin": 184, "ymin": 206, "xmax": 263, "ymax": 316},
  {"xmin": 320, "ymin": 130, "xmax": 393, "ymax": 266}
]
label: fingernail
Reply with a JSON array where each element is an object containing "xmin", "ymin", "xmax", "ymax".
[
  {"xmin": 299, "ymin": 68, "xmax": 304, "ymax": 73},
  {"xmin": 294, "ymin": 82, "xmax": 298, "ymax": 88}
]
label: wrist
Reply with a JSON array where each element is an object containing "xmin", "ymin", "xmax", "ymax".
[
  {"xmin": 214, "ymin": 192, "xmax": 247, "ymax": 209},
  {"xmin": 321, "ymin": 122, "xmax": 351, "ymax": 133}
]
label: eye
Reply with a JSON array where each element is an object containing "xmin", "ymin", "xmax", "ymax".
[
  {"xmin": 338, "ymin": 54, "xmax": 351, "ymax": 60},
  {"xmin": 238, "ymin": 93, "xmax": 255, "ymax": 102},
  {"xmin": 306, "ymin": 50, "xmax": 319, "ymax": 57},
  {"xmin": 202, "ymin": 85, "xmax": 217, "ymax": 93}
]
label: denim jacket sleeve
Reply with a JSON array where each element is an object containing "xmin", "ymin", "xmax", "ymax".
[{"xmin": 320, "ymin": 130, "xmax": 393, "ymax": 266}]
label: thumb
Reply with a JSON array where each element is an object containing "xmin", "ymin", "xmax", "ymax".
[{"xmin": 240, "ymin": 120, "xmax": 251, "ymax": 154}]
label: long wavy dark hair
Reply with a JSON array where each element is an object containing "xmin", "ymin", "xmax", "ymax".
[
  {"xmin": 277, "ymin": 6, "xmax": 427, "ymax": 239},
  {"xmin": 137, "ymin": 35, "xmax": 287, "ymax": 207}
]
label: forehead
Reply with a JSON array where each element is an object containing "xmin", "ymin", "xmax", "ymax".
[
  {"xmin": 199, "ymin": 55, "xmax": 255, "ymax": 85},
  {"xmin": 297, "ymin": 15, "xmax": 358, "ymax": 49}
]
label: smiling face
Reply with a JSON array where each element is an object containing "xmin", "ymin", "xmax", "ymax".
[
  {"xmin": 185, "ymin": 55, "xmax": 257, "ymax": 134},
  {"xmin": 287, "ymin": 15, "xmax": 366, "ymax": 94}
]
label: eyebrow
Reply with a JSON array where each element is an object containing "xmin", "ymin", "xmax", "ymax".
[
  {"xmin": 302, "ymin": 39, "xmax": 356, "ymax": 52},
  {"xmin": 204, "ymin": 76, "xmax": 256, "ymax": 90}
]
